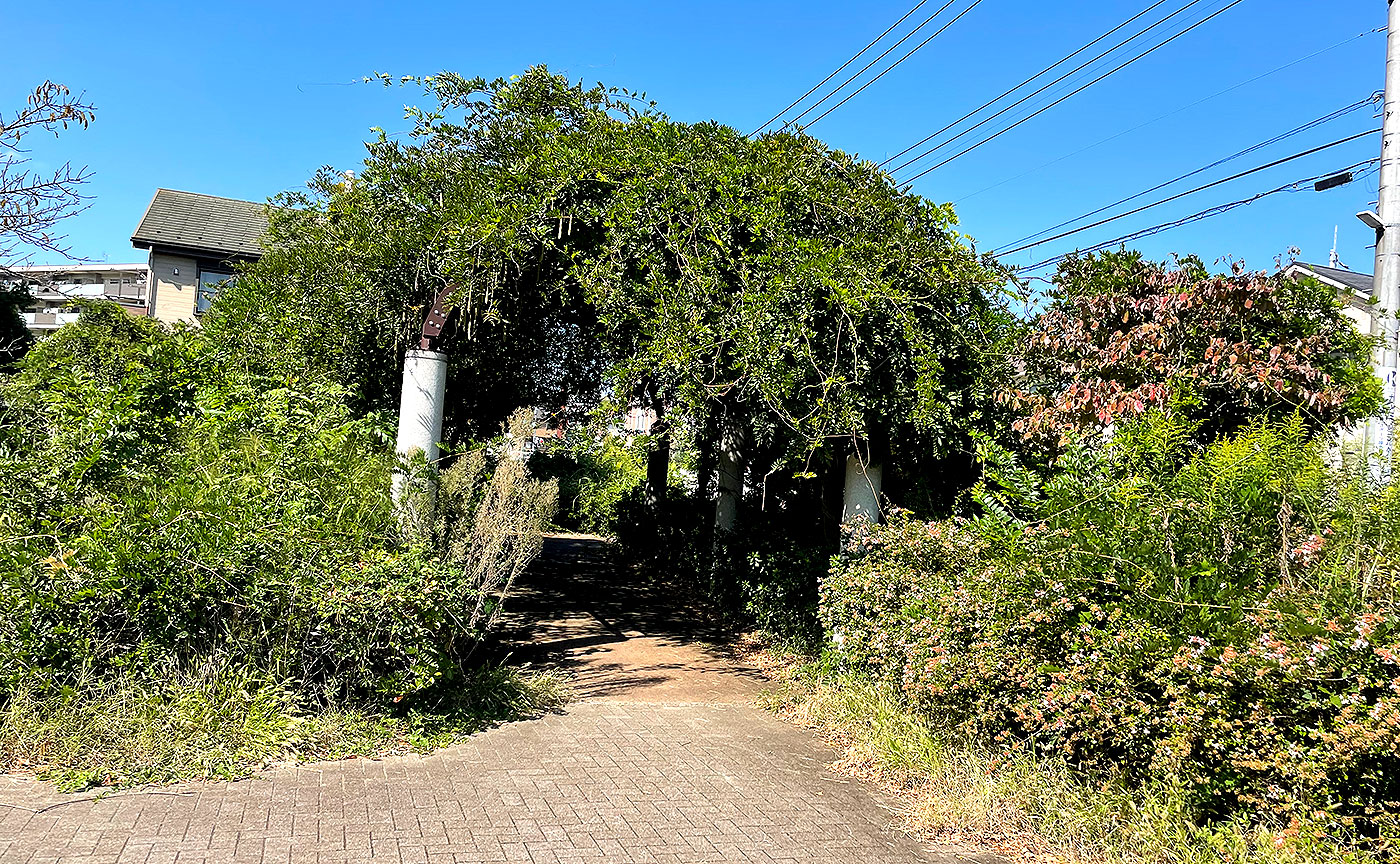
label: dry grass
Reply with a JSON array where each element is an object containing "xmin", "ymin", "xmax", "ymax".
[
  {"xmin": 436, "ymin": 408, "xmax": 560, "ymax": 636},
  {"xmin": 741, "ymin": 636, "xmax": 1370, "ymax": 864}
]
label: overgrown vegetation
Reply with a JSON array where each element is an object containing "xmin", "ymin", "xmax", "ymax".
[
  {"xmin": 760, "ymin": 652, "xmax": 1369, "ymax": 864},
  {"xmin": 218, "ymin": 68, "xmax": 1012, "ymax": 639},
  {"xmin": 823, "ymin": 416, "xmax": 1399, "ymax": 857},
  {"xmin": 2, "ymin": 63, "xmax": 1391, "ymax": 864},
  {"xmin": 0, "ymin": 305, "xmax": 561, "ymax": 784},
  {"xmin": 795, "ymin": 253, "xmax": 1394, "ymax": 860}
]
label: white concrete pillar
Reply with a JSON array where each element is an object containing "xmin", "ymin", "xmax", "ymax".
[
  {"xmin": 714, "ymin": 424, "xmax": 745, "ymax": 535},
  {"xmin": 392, "ymin": 348, "xmax": 447, "ymax": 502},
  {"xmin": 842, "ymin": 455, "xmax": 883, "ymax": 526}
]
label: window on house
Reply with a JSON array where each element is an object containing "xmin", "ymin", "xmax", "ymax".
[{"xmin": 197, "ymin": 269, "xmax": 235, "ymax": 313}]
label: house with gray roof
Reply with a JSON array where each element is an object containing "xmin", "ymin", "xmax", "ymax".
[
  {"xmin": 1285, "ymin": 261, "xmax": 1382, "ymax": 453},
  {"xmin": 1284, "ymin": 261, "xmax": 1376, "ymax": 338},
  {"xmin": 130, "ymin": 188, "xmax": 268, "ymax": 324}
]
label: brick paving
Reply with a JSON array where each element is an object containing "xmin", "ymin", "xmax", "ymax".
[{"xmin": 1, "ymin": 537, "xmax": 988, "ymax": 863}]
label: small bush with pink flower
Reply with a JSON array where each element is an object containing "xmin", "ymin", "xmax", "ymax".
[{"xmin": 822, "ymin": 414, "xmax": 1400, "ymax": 855}]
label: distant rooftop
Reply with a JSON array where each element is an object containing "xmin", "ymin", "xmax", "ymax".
[
  {"xmin": 1286, "ymin": 262, "xmax": 1373, "ymax": 297},
  {"xmin": 130, "ymin": 188, "xmax": 268, "ymax": 259},
  {"xmin": 9, "ymin": 262, "xmax": 146, "ymax": 273}
]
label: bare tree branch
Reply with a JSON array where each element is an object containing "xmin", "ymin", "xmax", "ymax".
[{"xmin": 0, "ymin": 82, "xmax": 96, "ymax": 275}]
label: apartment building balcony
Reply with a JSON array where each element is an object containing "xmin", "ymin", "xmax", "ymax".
[
  {"xmin": 29, "ymin": 281, "xmax": 147, "ymax": 304},
  {"xmin": 22, "ymin": 310, "xmax": 83, "ymax": 331}
]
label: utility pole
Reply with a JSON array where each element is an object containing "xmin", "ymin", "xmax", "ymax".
[{"xmin": 1371, "ymin": 0, "xmax": 1400, "ymax": 452}]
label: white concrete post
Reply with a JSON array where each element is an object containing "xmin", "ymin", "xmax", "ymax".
[
  {"xmin": 392, "ymin": 348, "xmax": 448, "ymax": 503},
  {"xmin": 841, "ymin": 455, "xmax": 883, "ymax": 526},
  {"xmin": 714, "ymin": 423, "xmax": 745, "ymax": 535}
]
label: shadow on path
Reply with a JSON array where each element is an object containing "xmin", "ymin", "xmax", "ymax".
[{"xmin": 491, "ymin": 535, "xmax": 768, "ymax": 703}]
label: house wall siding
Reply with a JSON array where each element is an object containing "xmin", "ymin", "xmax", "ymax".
[
  {"xmin": 149, "ymin": 251, "xmax": 198, "ymax": 324},
  {"xmin": 1342, "ymin": 304, "xmax": 1374, "ymax": 338}
]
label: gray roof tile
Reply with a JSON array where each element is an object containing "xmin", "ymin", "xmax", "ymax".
[
  {"xmin": 1288, "ymin": 262, "xmax": 1373, "ymax": 296},
  {"xmin": 130, "ymin": 188, "xmax": 268, "ymax": 259}
]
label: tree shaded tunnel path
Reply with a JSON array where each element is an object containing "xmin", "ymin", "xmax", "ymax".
[
  {"xmin": 0, "ymin": 536, "xmax": 989, "ymax": 863},
  {"xmin": 491, "ymin": 535, "xmax": 769, "ymax": 704}
]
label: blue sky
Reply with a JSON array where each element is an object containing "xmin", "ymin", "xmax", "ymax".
[{"xmin": 3, "ymin": 0, "xmax": 1386, "ymax": 278}]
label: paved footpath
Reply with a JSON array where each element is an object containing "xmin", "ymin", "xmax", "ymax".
[{"xmin": 2, "ymin": 537, "xmax": 992, "ymax": 863}]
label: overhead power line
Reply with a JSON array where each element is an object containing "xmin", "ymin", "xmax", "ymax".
[
  {"xmin": 766, "ymin": 0, "xmax": 963, "ymax": 136},
  {"xmin": 998, "ymin": 95, "xmax": 1383, "ymax": 254},
  {"xmin": 746, "ymin": 0, "xmax": 935, "ymax": 139},
  {"xmin": 953, "ymin": 28, "xmax": 1383, "ymax": 205},
  {"xmin": 900, "ymin": 0, "xmax": 1250, "ymax": 185},
  {"xmin": 1019, "ymin": 157, "xmax": 1381, "ymax": 273},
  {"xmin": 879, "ymin": 0, "xmax": 1181, "ymax": 171},
  {"xmin": 998, "ymin": 128, "xmax": 1380, "ymax": 258},
  {"xmin": 797, "ymin": 0, "xmax": 989, "ymax": 131}
]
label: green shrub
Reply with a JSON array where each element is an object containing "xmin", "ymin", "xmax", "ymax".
[
  {"xmin": 763, "ymin": 655, "xmax": 1374, "ymax": 864},
  {"xmin": 710, "ymin": 506, "xmax": 829, "ymax": 642},
  {"xmin": 0, "ymin": 306, "xmax": 555, "ymax": 704},
  {"xmin": 822, "ymin": 415, "xmax": 1400, "ymax": 854},
  {"xmin": 529, "ymin": 434, "xmax": 646, "ymax": 535}
]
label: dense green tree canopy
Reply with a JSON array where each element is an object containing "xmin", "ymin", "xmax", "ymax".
[
  {"xmin": 213, "ymin": 67, "xmax": 1014, "ymax": 492},
  {"xmin": 577, "ymin": 112, "xmax": 1012, "ymax": 464},
  {"xmin": 206, "ymin": 71, "xmax": 618, "ymax": 439}
]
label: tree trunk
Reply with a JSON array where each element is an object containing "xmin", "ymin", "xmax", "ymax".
[
  {"xmin": 694, "ymin": 410, "xmax": 720, "ymax": 508},
  {"xmin": 645, "ymin": 401, "xmax": 669, "ymax": 507}
]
